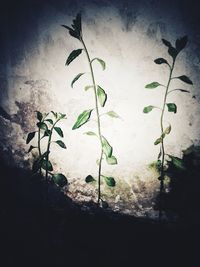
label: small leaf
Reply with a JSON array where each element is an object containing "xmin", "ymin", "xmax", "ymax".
[
  {"xmin": 66, "ymin": 49, "xmax": 83, "ymax": 65},
  {"xmin": 37, "ymin": 122, "xmax": 48, "ymax": 131},
  {"xmin": 54, "ymin": 127, "xmax": 64, "ymax": 137},
  {"xmin": 154, "ymin": 58, "xmax": 168, "ymax": 65},
  {"xmin": 85, "ymin": 85, "xmax": 93, "ymax": 91},
  {"xmin": 100, "ymin": 199, "xmax": 109, "ymax": 209},
  {"xmin": 42, "ymin": 129, "xmax": 51, "ymax": 139},
  {"xmin": 168, "ymin": 46, "xmax": 178, "ymax": 59},
  {"xmin": 84, "ymin": 131, "xmax": 96, "ymax": 136},
  {"xmin": 28, "ymin": 145, "xmax": 37, "ymax": 153},
  {"xmin": 91, "ymin": 58, "xmax": 106, "ymax": 70},
  {"xmin": 45, "ymin": 119, "xmax": 53, "ymax": 125},
  {"xmin": 162, "ymin": 39, "xmax": 172, "ymax": 48},
  {"xmin": 52, "ymin": 173, "xmax": 68, "ymax": 187},
  {"xmin": 58, "ymin": 113, "xmax": 66, "ymax": 119},
  {"xmin": 72, "ymin": 109, "xmax": 93, "ymax": 130},
  {"xmin": 169, "ymin": 89, "xmax": 190, "ymax": 94},
  {"xmin": 168, "ymin": 155, "xmax": 186, "ymax": 170},
  {"xmin": 175, "ymin": 75, "xmax": 193, "ymax": 85},
  {"xmin": 61, "ymin": 25, "xmax": 80, "ymax": 40},
  {"xmin": 175, "ymin": 36, "xmax": 188, "ymax": 52},
  {"xmin": 26, "ymin": 131, "xmax": 36, "ymax": 144},
  {"xmin": 164, "ymin": 124, "xmax": 171, "ymax": 135},
  {"xmin": 85, "ymin": 175, "xmax": 96, "ymax": 183},
  {"xmin": 55, "ymin": 140, "xmax": 67, "ymax": 149},
  {"xmin": 143, "ymin": 105, "xmax": 156, "ymax": 113},
  {"xmin": 102, "ymin": 176, "xmax": 116, "ymax": 187},
  {"xmin": 42, "ymin": 160, "xmax": 53, "ymax": 171},
  {"xmin": 106, "ymin": 155, "xmax": 117, "ymax": 165},
  {"xmin": 102, "ymin": 136, "xmax": 113, "ymax": 158},
  {"xmin": 145, "ymin": 82, "xmax": 162, "ymax": 89},
  {"xmin": 106, "ymin": 111, "xmax": 120, "ymax": 119},
  {"xmin": 97, "ymin": 86, "xmax": 107, "ymax": 107},
  {"xmin": 71, "ymin": 73, "xmax": 85, "ymax": 88},
  {"xmin": 167, "ymin": 103, "xmax": 177, "ymax": 113},
  {"xmin": 36, "ymin": 111, "xmax": 43, "ymax": 122},
  {"xmin": 51, "ymin": 111, "xmax": 58, "ymax": 119},
  {"xmin": 154, "ymin": 137, "xmax": 162, "ymax": 145}
]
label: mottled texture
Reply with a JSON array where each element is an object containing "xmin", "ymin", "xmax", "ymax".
[{"xmin": 0, "ymin": 0, "xmax": 200, "ymax": 217}]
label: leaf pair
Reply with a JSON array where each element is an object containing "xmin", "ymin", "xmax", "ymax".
[
  {"xmin": 162, "ymin": 36, "xmax": 188, "ymax": 60},
  {"xmin": 154, "ymin": 124, "xmax": 171, "ymax": 145},
  {"xmin": 85, "ymin": 174, "xmax": 116, "ymax": 187}
]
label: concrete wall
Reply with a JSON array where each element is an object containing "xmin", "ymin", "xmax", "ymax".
[{"xmin": 0, "ymin": 0, "xmax": 200, "ymax": 216}]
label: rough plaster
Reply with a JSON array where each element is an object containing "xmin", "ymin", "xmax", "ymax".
[{"xmin": 0, "ymin": 0, "xmax": 200, "ymax": 217}]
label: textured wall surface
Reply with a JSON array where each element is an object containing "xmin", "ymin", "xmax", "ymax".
[{"xmin": 0, "ymin": 0, "xmax": 200, "ymax": 217}]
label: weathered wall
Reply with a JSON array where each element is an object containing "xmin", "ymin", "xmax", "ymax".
[{"xmin": 0, "ymin": 0, "xmax": 200, "ymax": 217}]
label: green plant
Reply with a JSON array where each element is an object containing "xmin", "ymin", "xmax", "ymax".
[
  {"xmin": 26, "ymin": 111, "xmax": 68, "ymax": 188},
  {"xmin": 143, "ymin": 36, "xmax": 193, "ymax": 220},
  {"xmin": 62, "ymin": 14, "xmax": 119, "ymax": 206}
]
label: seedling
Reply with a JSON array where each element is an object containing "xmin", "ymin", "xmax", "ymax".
[
  {"xmin": 26, "ymin": 111, "xmax": 68, "ymax": 188},
  {"xmin": 143, "ymin": 36, "xmax": 193, "ymax": 220},
  {"xmin": 62, "ymin": 14, "xmax": 119, "ymax": 206}
]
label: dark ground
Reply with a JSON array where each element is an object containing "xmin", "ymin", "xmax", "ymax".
[{"xmin": 0, "ymin": 160, "xmax": 199, "ymax": 267}]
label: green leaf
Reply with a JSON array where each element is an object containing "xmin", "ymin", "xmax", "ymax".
[
  {"xmin": 97, "ymin": 86, "xmax": 107, "ymax": 107},
  {"xmin": 26, "ymin": 131, "xmax": 36, "ymax": 144},
  {"xmin": 164, "ymin": 124, "xmax": 171, "ymax": 135},
  {"xmin": 102, "ymin": 136, "xmax": 113, "ymax": 158},
  {"xmin": 154, "ymin": 58, "xmax": 168, "ymax": 65},
  {"xmin": 37, "ymin": 122, "xmax": 48, "ymax": 131},
  {"xmin": 36, "ymin": 111, "xmax": 43, "ymax": 122},
  {"xmin": 85, "ymin": 175, "xmax": 96, "ymax": 183},
  {"xmin": 162, "ymin": 39, "xmax": 172, "ymax": 48},
  {"xmin": 91, "ymin": 58, "xmax": 106, "ymax": 70},
  {"xmin": 84, "ymin": 131, "xmax": 96, "ymax": 136},
  {"xmin": 145, "ymin": 82, "xmax": 162, "ymax": 89},
  {"xmin": 42, "ymin": 160, "xmax": 53, "ymax": 171},
  {"xmin": 61, "ymin": 14, "xmax": 82, "ymax": 40},
  {"xmin": 72, "ymin": 109, "xmax": 93, "ymax": 130},
  {"xmin": 28, "ymin": 145, "xmax": 37, "ymax": 153},
  {"xmin": 106, "ymin": 111, "xmax": 120, "ymax": 119},
  {"xmin": 175, "ymin": 75, "xmax": 193, "ymax": 85},
  {"xmin": 102, "ymin": 176, "xmax": 116, "ymax": 187},
  {"xmin": 71, "ymin": 73, "xmax": 85, "ymax": 88},
  {"xmin": 168, "ymin": 155, "xmax": 186, "ymax": 170},
  {"xmin": 84, "ymin": 85, "xmax": 93, "ymax": 91},
  {"xmin": 51, "ymin": 111, "xmax": 58, "ymax": 119},
  {"xmin": 168, "ymin": 46, "xmax": 178, "ymax": 59},
  {"xmin": 52, "ymin": 173, "xmax": 68, "ymax": 187},
  {"xmin": 100, "ymin": 199, "xmax": 109, "ymax": 209},
  {"xmin": 45, "ymin": 119, "xmax": 53, "ymax": 125},
  {"xmin": 154, "ymin": 137, "xmax": 162, "ymax": 145},
  {"xmin": 42, "ymin": 129, "xmax": 51, "ymax": 139},
  {"xmin": 55, "ymin": 140, "xmax": 67, "ymax": 149},
  {"xmin": 167, "ymin": 103, "xmax": 177, "ymax": 113},
  {"xmin": 143, "ymin": 105, "xmax": 156, "ymax": 113},
  {"xmin": 54, "ymin": 127, "xmax": 64, "ymax": 137},
  {"xmin": 58, "ymin": 113, "xmax": 67, "ymax": 119},
  {"xmin": 175, "ymin": 36, "xmax": 188, "ymax": 52},
  {"xmin": 66, "ymin": 49, "xmax": 83, "ymax": 65},
  {"xmin": 106, "ymin": 155, "xmax": 117, "ymax": 165}
]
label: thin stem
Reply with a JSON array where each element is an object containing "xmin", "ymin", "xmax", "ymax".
[
  {"xmin": 159, "ymin": 59, "xmax": 175, "ymax": 221},
  {"xmin": 81, "ymin": 37, "xmax": 103, "ymax": 205}
]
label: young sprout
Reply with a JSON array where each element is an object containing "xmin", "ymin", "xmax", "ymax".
[
  {"xmin": 26, "ymin": 111, "xmax": 68, "ymax": 188},
  {"xmin": 62, "ymin": 14, "xmax": 120, "ymax": 207},
  {"xmin": 143, "ymin": 36, "xmax": 193, "ymax": 220}
]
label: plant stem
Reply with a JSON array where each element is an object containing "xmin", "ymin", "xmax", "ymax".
[
  {"xmin": 159, "ymin": 59, "xmax": 175, "ymax": 220},
  {"xmin": 81, "ymin": 37, "xmax": 103, "ymax": 205},
  {"xmin": 45, "ymin": 119, "xmax": 60, "ymax": 203}
]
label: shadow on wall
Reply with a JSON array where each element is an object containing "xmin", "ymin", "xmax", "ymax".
[{"xmin": 155, "ymin": 145, "xmax": 200, "ymax": 224}]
